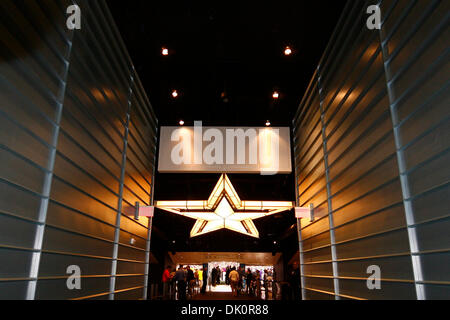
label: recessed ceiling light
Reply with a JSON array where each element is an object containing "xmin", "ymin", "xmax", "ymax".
[
  {"xmin": 266, "ymin": 120, "xmax": 271, "ymax": 127},
  {"xmin": 284, "ymin": 46, "xmax": 292, "ymax": 56},
  {"xmin": 272, "ymin": 91, "xmax": 279, "ymax": 99},
  {"xmin": 162, "ymin": 47, "xmax": 169, "ymax": 56},
  {"xmin": 179, "ymin": 120, "xmax": 185, "ymax": 126},
  {"xmin": 172, "ymin": 90, "xmax": 178, "ymax": 98}
]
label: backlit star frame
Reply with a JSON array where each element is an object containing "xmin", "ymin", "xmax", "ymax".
[{"xmin": 155, "ymin": 174, "xmax": 293, "ymax": 238}]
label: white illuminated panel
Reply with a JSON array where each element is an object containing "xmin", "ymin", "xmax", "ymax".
[{"xmin": 158, "ymin": 126, "xmax": 292, "ymax": 174}]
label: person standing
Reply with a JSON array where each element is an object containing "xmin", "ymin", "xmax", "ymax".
[
  {"xmin": 216, "ymin": 266, "xmax": 221, "ymax": 285},
  {"xmin": 186, "ymin": 266, "xmax": 195, "ymax": 297},
  {"xmin": 217, "ymin": 266, "xmax": 221, "ymax": 285},
  {"xmin": 211, "ymin": 266, "xmax": 217, "ymax": 287},
  {"xmin": 225, "ymin": 266, "xmax": 231, "ymax": 285},
  {"xmin": 170, "ymin": 267, "xmax": 176, "ymax": 299},
  {"xmin": 198, "ymin": 268, "xmax": 203, "ymax": 290},
  {"xmin": 245, "ymin": 269, "xmax": 253, "ymax": 295},
  {"xmin": 201, "ymin": 267, "xmax": 207, "ymax": 293},
  {"xmin": 237, "ymin": 267, "xmax": 244, "ymax": 296},
  {"xmin": 266, "ymin": 270, "xmax": 273, "ymax": 300},
  {"xmin": 162, "ymin": 265, "xmax": 173, "ymax": 300},
  {"xmin": 289, "ymin": 263, "xmax": 301, "ymax": 300},
  {"xmin": 229, "ymin": 267, "xmax": 240, "ymax": 297},
  {"xmin": 194, "ymin": 269, "xmax": 199, "ymax": 294},
  {"xmin": 174, "ymin": 266, "xmax": 187, "ymax": 300},
  {"xmin": 263, "ymin": 269, "xmax": 268, "ymax": 300},
  {"xmin": 255, "ymin": 270, "xmax": 261, "ymax": 299}
]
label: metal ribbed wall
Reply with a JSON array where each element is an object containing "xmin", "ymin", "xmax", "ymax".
[
  {"xmin": 293, "ymin": 0, "xmax": 449, "ymax": 300},
  {"xmin": 0, "ymin": 0, "xmax": 158, "ymax": 300}
]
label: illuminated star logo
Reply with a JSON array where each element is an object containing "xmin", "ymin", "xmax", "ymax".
[{"xmin": 155, "ymin": 174, "xmax": 293, "ymax": 238}]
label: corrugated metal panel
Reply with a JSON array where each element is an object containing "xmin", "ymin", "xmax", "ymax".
[
  {"xmin": 293, "ymin": 78, "xmax": 334, "ymax": 299},
  {"xmin": 0, "ymin": 0, "xmax": 157, "ymax": 300},
  {"xmin": 379, "ymin": 0, "xmax": 450, "ymax": 299},
  {"xmin": 293, "ymin": 0, "xmax": 449, "ymax": 300}
]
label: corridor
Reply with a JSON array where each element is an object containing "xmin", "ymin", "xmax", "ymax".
[{"xmin": 0, "ymin": 0, "xmax": 448, "ymax": 302}]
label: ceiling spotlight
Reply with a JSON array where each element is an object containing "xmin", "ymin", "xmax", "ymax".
[
  {"xmin": 179, "ymin": 120, "xmax": 185, "ymax": 126},
  {"xmin": 284, "ymin": 46, "xmax": 292, "ymax": 56},
  {"xmin": 172, "ymin": 90, "xmax": 178, "ymax": 98},
  {"xmin": 162, "ymin": 47, "xmax": 169, "ymax": 56},
  {"xmin": 272, "ymin": 91, "xmax": 279, "ymax": 99},
  {"xmin": 266, "ymin": 120, "xmax": 271, "ymax": 127}
]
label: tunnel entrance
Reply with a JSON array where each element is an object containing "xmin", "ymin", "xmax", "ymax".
[{"xmin": 1, "ymin": 0, "xmax": 448, "ymax": 302}]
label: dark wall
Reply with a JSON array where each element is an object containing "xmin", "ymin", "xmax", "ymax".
[
  {"xmin": 0, "ymin": 0, "xmax": 157, "ymax": 300},
  {"xmin": 292, "ymin": 0, "xmax": 450, "ymax": 300}
]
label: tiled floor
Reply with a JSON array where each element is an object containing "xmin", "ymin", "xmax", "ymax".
[{"xmin": 190, "ymin": 285, "xmax": 262, "ymax": 300}]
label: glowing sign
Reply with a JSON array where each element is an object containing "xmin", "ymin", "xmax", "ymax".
[
  {"xmin": 155, "ymin": 174, "xmax": 294, "ymax": 238},
  {"xmin": 158, "ymin": 122, "xmax": 292, "ymax": 175}
]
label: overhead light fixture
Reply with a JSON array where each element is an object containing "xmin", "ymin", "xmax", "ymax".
[
  {"xmin": 162, "ymin": 47, "xmax": 169, "ymax": 56},
  {"xmin": 179, "ymin": 120, "xmax": 185, "ymax": 126},
  {"xmin": 265, "ymin": 120, "xmax": 271, "ymax": 127},
  {"xmin": 156, "ymin": 174, "xmax": 294, "ymax": 238},
  {"xmin": 272, "ymin": 91, "xmax": 279, "ymax": 99},
  {"xmin": 284, "ymin": 46, "xmax": 292, "ymax": 56},
  {"xmin": 172, "ymin": 90, "xmax": 178, "ymax": 98}
]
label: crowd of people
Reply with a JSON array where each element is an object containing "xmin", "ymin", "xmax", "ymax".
[
  {"xmin": 161, "ymin": 265, "xmax": 206, "ymax": 300},
  {"xmin": 161, "ymin": 264, "xmax": 278, "ymax": 300},
  {"xmin": 212, "ymin": 265, "xmax": 275, "ymax": 298}
]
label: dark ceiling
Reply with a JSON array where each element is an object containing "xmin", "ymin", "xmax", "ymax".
[{"xmin": 107, "ymin": 0, "xmax": 347, "ymax": 256}]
